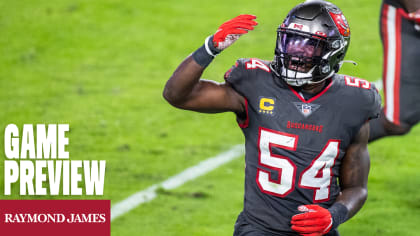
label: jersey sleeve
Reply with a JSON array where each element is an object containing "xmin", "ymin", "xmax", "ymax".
[
  {"xmin": 224, "ymin": 58, "xmax": 249, "ymax": 96},
  {"xmin": 339, "ymin": 74, "xmax": 382, "ymax": 122}
]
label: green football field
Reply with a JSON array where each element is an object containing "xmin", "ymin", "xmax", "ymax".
[{"xmin": 1, "ymin": 0, "xmax": 419, "ymax": 235}]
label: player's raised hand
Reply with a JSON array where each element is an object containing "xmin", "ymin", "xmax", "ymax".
[
  {"xmin": 190, "ymin": 14, "xmax": 257, "ymax": 67},
  {"xmin": 290, "ymin": 205, "xmax": 333, "ymax": 236},
  {"xmin": 212, "ymin": 14, "xmax": 258, "ymax": 51}
]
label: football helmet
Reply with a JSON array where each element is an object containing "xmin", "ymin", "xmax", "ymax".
[{"xmin": 271, "ymin": 0, "xmax": 351, "ymax": 86}]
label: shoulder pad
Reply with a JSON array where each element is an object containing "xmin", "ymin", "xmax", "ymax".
[{"xmin": 335, "ymin": 74, "xmax": 381, "ymax": 120}]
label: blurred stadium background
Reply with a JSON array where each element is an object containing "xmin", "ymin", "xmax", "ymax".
[{"xmin": 0, "ymin": 0, "xmax": 419, "ymax": 235}]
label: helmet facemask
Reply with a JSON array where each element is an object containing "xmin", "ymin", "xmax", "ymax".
[{"xmin": 275, "ymin": 29, "xmax": 333, "ymax": 86}]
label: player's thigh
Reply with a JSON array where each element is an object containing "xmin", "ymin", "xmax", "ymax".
[
  {"xmin": 398, "ymin": 15, "xmax": 420, "ymax": 125},
  {"xmin": 399, "ymin": 82, "xmax": 420, "ymax": 125},
  {"xmin": 381, "ymin": 1, "xmax": 420, "ymax": 125}
]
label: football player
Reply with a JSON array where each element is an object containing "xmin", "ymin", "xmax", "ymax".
[
  {"xmin": 163, "ymin": 1, "xmax": 381, "ymax": 235},
  {"xmin": 369, "ymin": 0, "xmax": 420, "ymax": 142}
]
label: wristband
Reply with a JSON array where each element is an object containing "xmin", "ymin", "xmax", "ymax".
[
  {"xmin": 328, "ymin": 203, "xmax": 349, "ymax": 229},
  {"xmin": 192, "ymin": 35, "xmax": 222, "ymax": 68}
]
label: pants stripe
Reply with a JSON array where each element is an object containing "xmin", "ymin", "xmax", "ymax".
[{"xmin": 383, "ymin": 4, "xmax": 401, "ymax": 125}]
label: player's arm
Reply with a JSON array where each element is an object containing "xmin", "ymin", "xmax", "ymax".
[
  {"xmin": 163, "ymin": 56, "xmax": 244, "ymax": 113},
  {"xmin": 291, "ymin": 122, "xmax": 370, "ymax": 236},
  {"xmin": 333, "ymin": 121, "xmax": 370, "ymax": 222},
  {"xmin": 163, "ymin": 15, "xmax": 257, "ymax": 114}
]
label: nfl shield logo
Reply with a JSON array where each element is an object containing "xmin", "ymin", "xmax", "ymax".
[
  {"xmin": 302, "ymin": 104, "xmax": 312, "ymax": 115},
  {"xmin": 293, "ymin": 102, "xmax": 321, "ymax": 117}
]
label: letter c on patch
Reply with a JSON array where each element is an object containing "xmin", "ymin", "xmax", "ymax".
[{"xmin": 260, "ymin": 98, "xmax": 274, "ymax": 111}]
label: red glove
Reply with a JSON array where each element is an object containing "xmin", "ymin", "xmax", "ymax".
[
  {"xmin": 291, "ymin": 205, "xmax": 333, "ymax": 236},
  {"xmin": 212, "ymin": 14, "xmax": 257, "ymax": 50},
  {"xmin": 408, "ymin": 9, "xmax": 420, "ymax": 24}
]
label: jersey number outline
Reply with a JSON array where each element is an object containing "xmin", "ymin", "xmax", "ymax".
[
  {"xmin": 344, "ymin": 76, "xmax": 371, "ymax": 89},
  {"xmin": 245, "ymin": 58, "xmax": 270, "ymax": 72},
  {"xmin": 256, "ymin": 127, "xmax": 340, "ymax": 202}
]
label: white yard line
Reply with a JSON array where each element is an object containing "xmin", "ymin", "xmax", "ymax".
[{"xmin": 110, "ymin": 144, "xmax": 245, "ymax": 221}]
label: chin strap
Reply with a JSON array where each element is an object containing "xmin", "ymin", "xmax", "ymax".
[
  {"xmin": 306, "ymin": 72, "xmax": 334, "ymax": 85},
  {"xmin": 270, "ymin": 61, "xmax": 334, "ymax": 87}
]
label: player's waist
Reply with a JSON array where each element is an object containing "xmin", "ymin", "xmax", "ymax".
[{"xmin": 240, "ymin": 210, "xmax": 298, "ymax": 236}]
